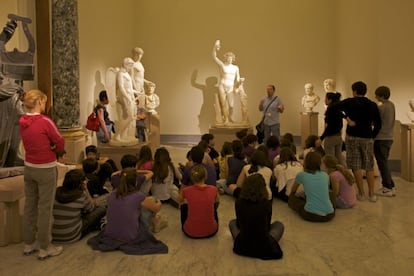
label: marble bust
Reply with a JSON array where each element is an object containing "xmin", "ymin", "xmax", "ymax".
[
  {"xmin": 323, "ymin": 78, "xmax": 336, "ymax": 93},
  {"xmin": 145, "ymin": 83, "xmax": 160, "ymax": 114},
  {"xmin": 301, "ymin": 83, "xmax": 320, "ymax": 113},
  {"xmin": 408, "ymin": 99, "xmax": 414, "ymax": 123}
]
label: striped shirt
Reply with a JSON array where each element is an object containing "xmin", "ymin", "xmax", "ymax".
[{"xmin": 52, "ymin": 192, "xmax": 94, "ymax": 243}]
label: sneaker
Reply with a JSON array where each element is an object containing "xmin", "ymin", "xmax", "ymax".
[
  {"xmin": 37, "ymin": 245, "xmax": 63, "ymax": 260},
  {"xmin": 368, "ymin": 195, "xmax": 377, "ymax": 202},
  {"xmin": 23, "ymin": 242, "xmax": 38, "ymax": 256},
  {"xmin": 356, "ymin": 194, "xmax": 367, "ymax": 201},
  {"xmin": 392, "ymin": 187, "xmax": 396, "ymax": 196},
  {"xmin": 151, "ymin": 217, "xmax": 168, "ymax": 233},
  {"xmin": 376, "ymin": 187, "xmax": 393, "ymax": 197}
]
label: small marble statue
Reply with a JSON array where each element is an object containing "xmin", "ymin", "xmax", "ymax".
[
  {"xmin": 234, "ymin": 78, "xmax": 249, "ymax": 124},
  {"xmin": 407, "ymin": 99, "xmax": 414, "ymax": 123},
  {"xmin": 145, "ymin": 83, "xmax": 160, "ymax": 114},
  {"xmin": 323, "ymin": 78, "xmax": 336, "ymax": 93},
  {"xmin": 301, "ymin": 83, "xmax": 320, "ymax": 113},
  {"xmin": 212, "ymin": 40, "xmax": 243, "ymax": 125},
  {"xmin": 111, "ymin": 57, "xmax": 139, "ymax": 146},
  {"xmin": 130, "ymin": 47, "xmax": 155, "ymax": 108}
]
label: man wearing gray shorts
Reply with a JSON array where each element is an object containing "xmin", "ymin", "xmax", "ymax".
[{"xmin": 337, "ymin": 81, "xmax": 381, "ymax": 202}]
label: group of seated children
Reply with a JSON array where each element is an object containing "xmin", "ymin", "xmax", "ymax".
[{"xmin": 50, "ymin": 130, "xmax": 356, "ymax": 260}]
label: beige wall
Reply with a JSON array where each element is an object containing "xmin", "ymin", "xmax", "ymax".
[{"xmin": 2, "ymin": 0, "xmax": 414, "ymax": 144}]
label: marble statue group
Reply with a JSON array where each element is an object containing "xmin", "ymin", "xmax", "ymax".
[{"xmin": 105, "ymin": 48, "xmax": 160, "ymax": 146}]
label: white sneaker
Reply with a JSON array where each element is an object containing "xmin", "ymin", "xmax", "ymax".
[
  {"xmin": 376, "ymin": 187, "xmax": 393, "ymax": 197},
  {"xmin": 357, "ymin": 194, "xmax": 366, "ymax": 201},
  {"xmin": 38, "ymin": 245, "xmax": 63, "ymax": 260},
  {"xmin": 23, "ymin": 242, "xmax": 39, "ymax": 256},
  {"xmin": 368, "ymin": 195, "xmax": 377, "ymax": 202}
]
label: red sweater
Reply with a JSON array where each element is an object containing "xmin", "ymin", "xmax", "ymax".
[
  {"xmin": 182, "ymin": 185, "xmax": 218, "ymax": 237},
  {"xmin": 19, "ymin": 113, "xmax": 64, "ymax": 165}
]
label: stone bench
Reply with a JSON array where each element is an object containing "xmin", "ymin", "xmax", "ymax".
[{"xmin": 0, "ymin": 167, "xmax": 25, "ymax": 246}]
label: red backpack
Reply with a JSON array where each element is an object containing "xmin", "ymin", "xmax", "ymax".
[{"xmin": 86, "ymin": 110, "xmax": 100, "ymax": 131}]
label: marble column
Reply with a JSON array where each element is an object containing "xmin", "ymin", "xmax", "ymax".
[
  {"xmin": 51, "ymin": 0, "xmax": 80, "ymax": 128},
  {"xmin": 51, "ymin": 0, "xmax": 85, "ymax": 162}
]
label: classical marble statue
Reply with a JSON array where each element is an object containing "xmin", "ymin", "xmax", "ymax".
[
  {"xmin": 131, "ymin": 47, "xmax": 155, "ymax": 108},
  {"xmin": 407, "ymin": 99, "xmax": 414, "ymax": 123},
  {"xmin": 212, "ymin": 40, "xmax": 244, "ymax": 125},
  {"xmin": 323, "ymin": 78, "xmax": 336, "ymax": 93},
  {"xmin": 301, "ymin": 83, "xmax": 320, "ymax": 113},
  {"xmin": 145, "ymin": 83, "xmax": 160, "ymax": 114},
  {"xmin": 234, "ymin": 78, "xmax": 249, "ymax": 124},
  {"xmin": 109, "ymin": 57, "xmax": 139, "ymax": 146}
]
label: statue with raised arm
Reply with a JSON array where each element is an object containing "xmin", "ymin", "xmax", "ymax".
[
  {"xmin": 111, "ymin": 57, "xmax": 139, "ymax": 146},
  {"xmin": 212, "ymin": 40, "xmax": 243, "ymax": 125},
  {"xmin": 131, "ymin": 47, "xmax": 155, "ymax": 108},
  {"xmin": 301, "ymin": 83, "xmax": 320, "ymax": 113}
]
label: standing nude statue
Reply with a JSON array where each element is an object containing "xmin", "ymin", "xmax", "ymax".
[
  {"xmin": 131, "ymin": 47, "xmax": 155, "ymax": 108},
  {"xmin": 212, "ymin": 40, "xmax": 244, "ymax": 125},
  {"xmin": 112, "ymin": 57, "xmax": 139, "ymax": 146}
]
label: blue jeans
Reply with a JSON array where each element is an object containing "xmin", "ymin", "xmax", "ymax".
[
  {"xmin": 264, "ymin": 123, "xmax": 280, "ymax": 144},
  {"xmin": 374, "ymin": 140, "xmax": 395, "ymax": 189},
  {"xmin": 97, "ymin": 123, "xmax": 112, "ymax": 143}
]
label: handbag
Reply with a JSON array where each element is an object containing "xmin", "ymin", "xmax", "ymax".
[{"xmin": 86, "ymin": 110, "xmax": 100, "ymax": 131}]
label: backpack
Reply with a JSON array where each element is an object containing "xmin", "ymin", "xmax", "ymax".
[{"xmin": 86, "ymin": 110, "xmax": 100, "ymax": 131}]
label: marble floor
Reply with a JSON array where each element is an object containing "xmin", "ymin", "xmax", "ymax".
[{"xmin": 1, "ymin": 145, "xmax": 414, "ymax": 276}]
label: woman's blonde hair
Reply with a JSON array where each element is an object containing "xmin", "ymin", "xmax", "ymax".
[
  {"xmin": 23, "ymin": 89, "xmax": 47, "ymax": 110},
  {"xmin": 322, "ymin": 154, "xmax": 354, "ymax": 185},
  {"xmin": 190, "ymin": 165, "xmax": 207, "ymax": 184}
]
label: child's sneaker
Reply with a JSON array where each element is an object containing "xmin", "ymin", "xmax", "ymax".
[
  {"xmin": 23, "ymin": 242, "xmax": 38, "ymax": 256},
  {"xmin": 357, "ymin": 194, "xmax": 366, "ymax": 201},
  {"xmin": 37, "ymin": 245, "xmax": 63, "ymax": 260},
  {"xmin": 368, "ymin": 195, "xmax": 377, "ymax": 202},
  {"xmin": 376, "ymin": 187, "xmax": 393, "ymax": 197}
]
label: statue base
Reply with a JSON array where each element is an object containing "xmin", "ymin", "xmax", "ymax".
[
  {"xmin": 97, "ymin": 142, "xmax": 151, "ymax": 169},
  {"xmin": 60, "ymin": 128, "xmax": 87, "ymax": 163},
  {"xmin": 209, "ymin": 125, "xmax": 252, "ymax": 152},
  {"xmin": 300, "ymin": 112, "xmax": 319, "ymax": 147},
  {"xmin": 109, "ymin": 138, "xmax": 139, "ymax": 147}
]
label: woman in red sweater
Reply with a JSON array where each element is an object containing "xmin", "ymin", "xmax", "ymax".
[
  {"xmin": 179, "ymin": 165, "xmax": 219, "ymax": 238},
  {"xmin": 19, "ymin": 90, "xmax": 65, "ymax": 260}
]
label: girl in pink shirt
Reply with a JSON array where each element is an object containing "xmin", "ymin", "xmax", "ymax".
[{"xmin": 322, "ymin": 155, "xmax": 356, "ymax": 208}]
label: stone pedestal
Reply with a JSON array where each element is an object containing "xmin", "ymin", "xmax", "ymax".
[
  {"xmin": 300, "ymin": 112, "xmax": 319, "ymax": 147},
  {"xmin": 401, "ymin": 123, "xmax": 414, "ymax": 181},
  {"xmin": 209, "ymin": 126, "xmax": 252, "ymax": 152},
  {"xmin": 147, "ymin": 113, "xmax": 160, "ymax": 153},
  {"xmin": 97, "ymin": 142, "xmax": 151, "ymax": 169},
  {"xmin": 60, "ymin": 128, "xmax": 87, "ymax": 164}
]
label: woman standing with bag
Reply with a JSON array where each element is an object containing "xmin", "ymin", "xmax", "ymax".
[
  {"xmin": 20, "ymin": 89, "xmax": 65, "ymax": 260},
  {"xmin": 95, "ymin": 90, "xmax": 112, "ymax": 143}
]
